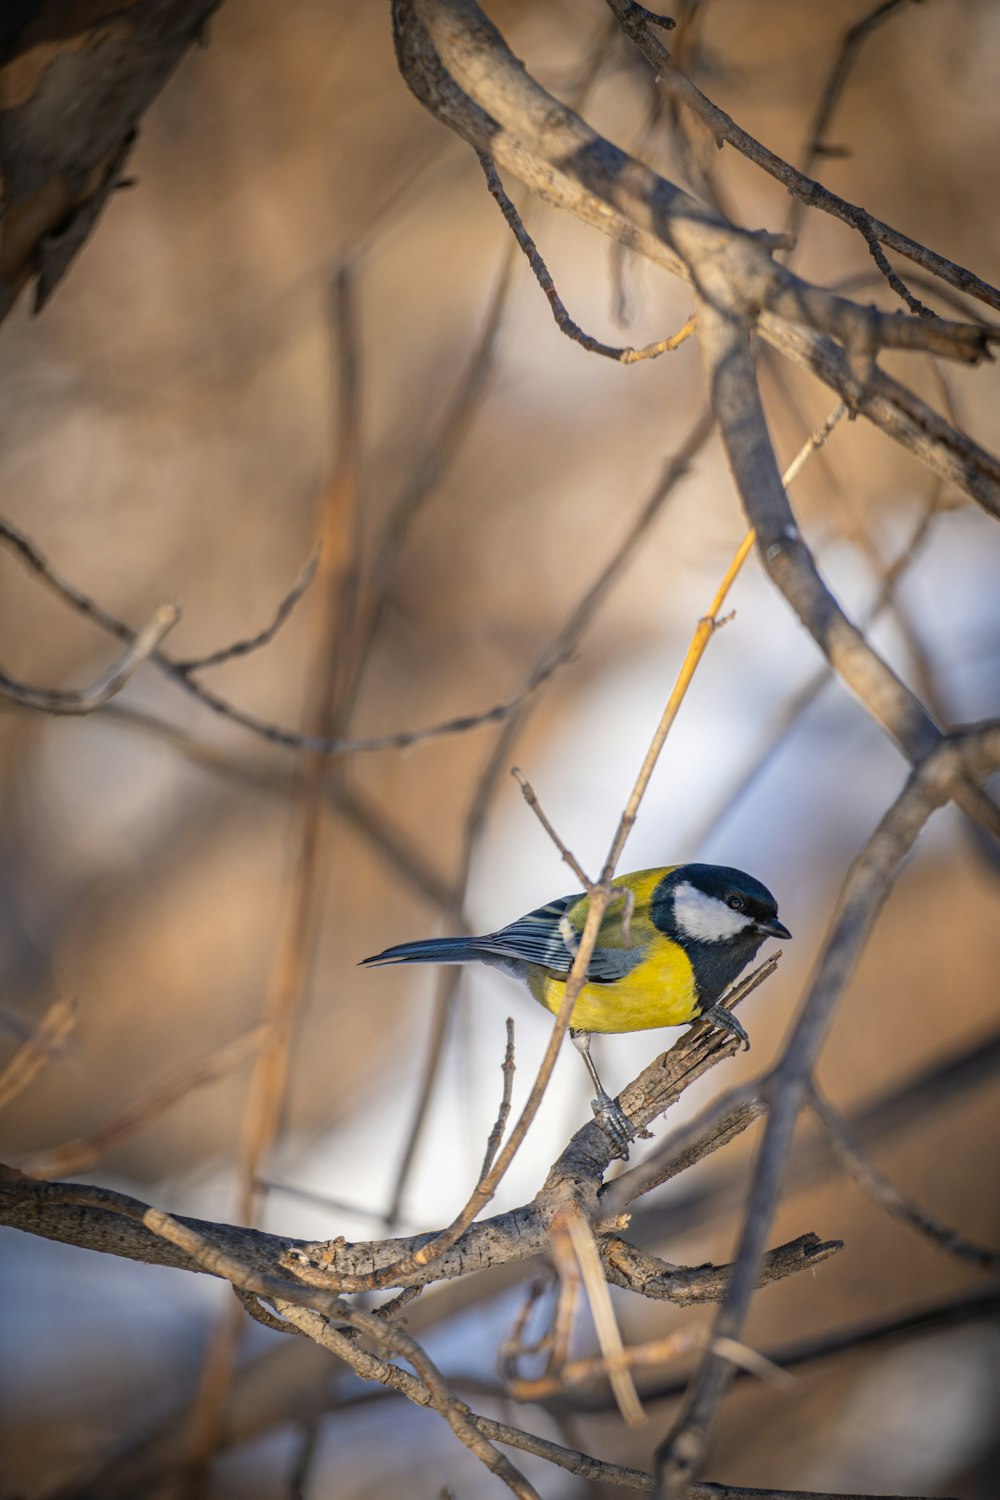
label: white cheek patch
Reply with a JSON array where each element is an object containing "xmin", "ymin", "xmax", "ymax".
[{"xmin": 672, "ymin": 882, "xmax": 755, "ymax": 943}]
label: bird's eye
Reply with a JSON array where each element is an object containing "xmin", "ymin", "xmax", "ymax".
[{"xmin": 726, "ymin": 894, "xmax": 745, "ymax": 911}]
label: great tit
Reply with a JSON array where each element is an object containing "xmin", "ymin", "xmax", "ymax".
[{"xmin": 361, "ymin": 863, "xmax": 790, "ymax": 1157}]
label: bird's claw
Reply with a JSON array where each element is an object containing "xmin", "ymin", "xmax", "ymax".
[
  {"xmin": 591, "ymin": 1090, "xmax": 636, "ymax": 1161},
  {"xmin": 702, "ymin": 1003, "xmax": 751, "ymax": 1051}
]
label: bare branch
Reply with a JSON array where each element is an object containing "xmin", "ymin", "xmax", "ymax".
[
  {"xmin": 607, "ymin": 0, "xmax": 1000, "ymax": 314},
  {"xmin": 0, "ymin": 514, "xmax": 564, "ymax": 757},
  {"xmin": 602, "ymin": 1232, "xmax": 842, "ymax": 1308},
  {"xmin": 392, "ymin": 0, "xmax": 1000, "ymax": 524},
  {"xmin": 0, "ymin": 977, "xmax": 818, "ymax": 1299}
]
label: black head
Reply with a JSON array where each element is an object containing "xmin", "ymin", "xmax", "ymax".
[{"xmin": 651, "ymin": 863, "xmax": 791, "ymax": 1005}]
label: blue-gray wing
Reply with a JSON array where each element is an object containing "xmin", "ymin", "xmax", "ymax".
[{"xmin": 473, "ymin": 894, "xmax": 640, "ymax": 983}]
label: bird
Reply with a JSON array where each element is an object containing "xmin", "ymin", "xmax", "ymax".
[{"xmin": 360, "ymin": 863, "xmax": 790, "ymax": 1158}]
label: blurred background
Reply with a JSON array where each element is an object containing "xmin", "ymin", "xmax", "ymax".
[{"xmin": 1, "ymin": 0, "xmax": 999, "ymax": 1495}]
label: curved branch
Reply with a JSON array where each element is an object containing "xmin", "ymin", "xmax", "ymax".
[{"xmin": 390, "ymin": 0, "xmax": 1000, "ymax": 517}]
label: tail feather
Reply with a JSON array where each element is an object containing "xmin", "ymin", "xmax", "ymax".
[{"xmin": 360, "ymin": 936, "xmax": 480, "ymax": 968}]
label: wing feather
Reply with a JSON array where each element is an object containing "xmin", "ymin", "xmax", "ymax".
[{"xmin": 474, "ymin": 893, "xmax": 640, "ymax": 982}]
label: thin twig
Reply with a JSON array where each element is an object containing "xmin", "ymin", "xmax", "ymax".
[
  {"xmin": 0, "ymin": 602, "xmax": 178, "ymax": 714},
  {"xmin": 511, "ymin": 768, "xmax": 593, "ymax": 887},
  {"xmin": 654, "ymin": 723, "xmax": 1000, "ymax": 1498},
  {"xmin": 783, "ymin": 0, "xmax": 926, "ymax": 316},
  {"xmin": 379, "ymin": 406, "xmax": 716, "ymax": 1227},
  {"xmin": 687, "ymin": 479, "xmax": 943, "ymax": 853},
  {"xmin": 506, "ymin": 1328, "xmax": 699, "ymax": 1403},
  {"xmin": 605, "ymin": 0, "xmax": 1000, "ymax": 313},
  {"xmin": 479, "ymin": 1017, "xmax": 516, "ymax": 1180},
  {"xmin": 709, "ymin": 1336, "xmax": 797, "ymax": 1394},
  {"xmin": 0, "ymin": 515, "xmax": 561, "ymax": 757},
  {"xmin": 0, "ymin": 997, "xmax": 77, "ymax": 1112},
  {"xmin": 810, "ymin": 1084, "xmax": 1000, "ymax": 1272},
  {"xmin": 559, "ymin": 1199, "xmax": 646, "ymax": 1427},
  {"xmin": 173, "ymin": 552, "xmax": 318, "ymax": 673},
  {"xmin": 479, "ymin": 151, "xmax": 696, "ymax": 363},
  {"xmin": 17, "ymin": 1025, "xmax": 265, "ymax": 1179}
]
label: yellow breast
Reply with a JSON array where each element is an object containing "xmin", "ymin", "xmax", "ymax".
[{"xmin": 527, "ymin": 937, "xmax": 699, "ymax": 1034}]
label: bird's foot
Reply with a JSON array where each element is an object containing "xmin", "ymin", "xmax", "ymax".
[
  {"xmin": 702, "ymin": 1003, "xmax": 750, "ymax": 1051},
  {"xmin": 590, "ymin": 1090, "xmax": 636, "ymax": 1161}
]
